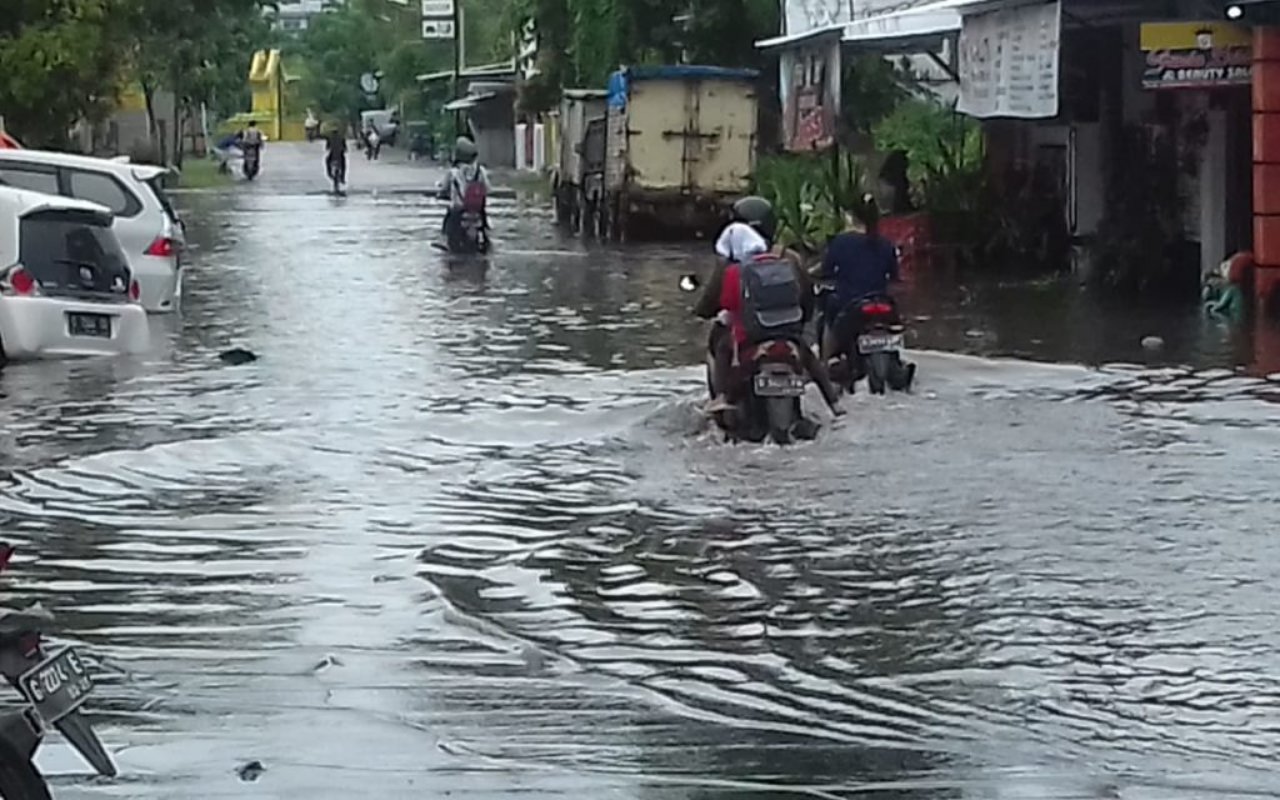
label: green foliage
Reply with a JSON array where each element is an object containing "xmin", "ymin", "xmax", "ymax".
[
  {"xmin": 292, "ymin": 0, "xmax": 513, "ymax": 126},
  {"xmin": 840, "ymin": 54, "xmax": 914, "ymax": 135},
  {"xmin": 513, "ymin": 0, "xmax": 779, "ymax": 103},
  {"xmin": 756, "ymin": 153, "xmax": 872, "ymax": 255},
  {"xmin": 0, "ymin": 0, "xmax": 126, "ymax": 146},
  {"xmin": 873, "ymin": 98, "xmax": 981, "ymax": 185}
]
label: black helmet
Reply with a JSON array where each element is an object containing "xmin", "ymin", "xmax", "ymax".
[
  {"xmin": 731, "ymin": 195, "xmax": 776, "ymax": 242},
  {"xmin": 454, "ymin": 136, "xmax": 477, "ymax": 162}
]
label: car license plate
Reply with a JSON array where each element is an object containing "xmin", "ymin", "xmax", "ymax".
[
  {"xmin": 754, "ymin": 371, "xmax": 806, "ymax": 397},
  {"xmin": 857, "ymin": 332, "xmax": 904, "ymax": 354},
  {"xmin": 19, "ymin": 647, "xmax": 93, "ymax": 725},
  {"xmin": 67, "ymin": 313, "xmax": 111, "ymax": 339}
]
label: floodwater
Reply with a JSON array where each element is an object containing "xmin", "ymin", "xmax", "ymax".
[{"xmin": 2, "ymin": 143, "xmax": 1279, "ymax": 799}]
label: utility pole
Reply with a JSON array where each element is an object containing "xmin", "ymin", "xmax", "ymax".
[{"xmin": 452, "ymin": 1, "xmax": 464, "ymax": 135}]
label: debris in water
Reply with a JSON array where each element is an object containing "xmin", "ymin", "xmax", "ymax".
[
  {"xmin": 312, "ymin": 654, "xmax": 342, "ymax": 673},
  {"xmin": 520, "ymin": 644, "xmax": 547, "ymax": 674},
  {"xmin": 1141, "ymin": 335, "xmax": 1165, "ymax": 351},
  {"xmin": 236, "ymin": 760, "xmax": 265, "ymax": 782},
  {"xmin": 219, "ymin": 348, "xmax": 258, "ymax": 365}
]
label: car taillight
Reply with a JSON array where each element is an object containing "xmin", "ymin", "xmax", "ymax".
[
  {"xmin": 129, "ymin": 279, "xmax": 141, "ymax": 301},
  {"xmin": 1, "ymin": 265, "xmax": 38, "ymax": 297},
  {"xmin": 862, "ymin": 302, "xmax": 893, "ymax": 316},
  {"xmin": 145, "ymin": 236, "xmax": 175, "ymax": 258}
]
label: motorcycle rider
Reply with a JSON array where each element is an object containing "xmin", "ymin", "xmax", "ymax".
[
  {"xmin": 240, "ymin": 120, "xmax": 265, "ymax": 166},
  {"xmin": 694, "ymin": 196, "xmax": 843, "ymax": 415},
  {"xmin": 323, "ymin": 123, "xmax": 347, "ymax": 186},
  {"xmin": 441, "ymin": 136, "xmax": 491, "ymax": 248},
  {"xmin": 817, "ymin": 196, "xmax": 902, "ymax": 361}
]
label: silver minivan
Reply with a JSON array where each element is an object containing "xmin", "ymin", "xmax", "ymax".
[{"xmin": 0, "ymin": 150, "xmax": 184, "ymax": 314}]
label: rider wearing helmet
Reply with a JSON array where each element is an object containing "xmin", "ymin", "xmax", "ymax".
[
  {"xmin": 694, "ymin": 196, "xmax": 842, "ymax": 415},
  {"xmin": 442, "ymin": 136, "xmax": 491, "ymax": 245}
]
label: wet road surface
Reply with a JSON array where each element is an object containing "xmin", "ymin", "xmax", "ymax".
[{"xmin": 2, "ymin": 143, "xmax": 1279, "ymax": 799}]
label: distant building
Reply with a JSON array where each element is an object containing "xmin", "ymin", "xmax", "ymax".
[{"xmin": 269, "ymin": 0, "xmax": 342, "ymax": 33}]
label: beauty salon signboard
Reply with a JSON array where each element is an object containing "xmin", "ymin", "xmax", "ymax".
[{"xmin": 1141, "ymin": 22, "xmax": 1252, "ymax": 89}]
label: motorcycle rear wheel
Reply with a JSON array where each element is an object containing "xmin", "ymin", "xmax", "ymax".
[
  {"xmin": 867, "ymin": 352, "xmax": 892, "ymax": 395},
  {"xmin": 764, "ymin": 397, "xmax": 796, "ymax": 445}
]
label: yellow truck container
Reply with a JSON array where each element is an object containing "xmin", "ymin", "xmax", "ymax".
[{"xmin": 596, "ymin": 65, "xmax": 759, "ymax": 241}]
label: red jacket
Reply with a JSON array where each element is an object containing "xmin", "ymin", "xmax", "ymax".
[{"xmin": 718, "ymin": 262, "xmax": 746, "ymax": 345}]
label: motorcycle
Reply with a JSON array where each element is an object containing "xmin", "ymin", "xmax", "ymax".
[
  {"xmin": 242, "ymin": 145, "xmax": 261, "ymax": 181},
  {"xmin": 817, "ymin": 285, "xmax": 915, "ymax": 395},
  {"xmin": 681, "ymin": 275, "xmax": 818, "ymax": 445},
  {"xmin": 0, "ymin": 544, "xmax": 116, "ymax": 799},
  {"xmin": 432, "ymin": 180, "xmax": 490, "ymax": 255}
]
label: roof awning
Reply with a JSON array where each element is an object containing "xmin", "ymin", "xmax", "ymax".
[
  {"xmin": 443, "ymin": 91, "xmax": 499, "ymax": 111},
  {"xmin": 417, "ymin": 62, "xmax": 517, "ymax": 83},
  {"xmin": 756, "ymin": 0, "xmax": 994, "ymax": 52}
]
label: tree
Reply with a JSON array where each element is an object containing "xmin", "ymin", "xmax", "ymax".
[
  {"xmin": 0, "ymin": 0, "xmax": 131, "ymax": 146},
  {"xmin": 123, "ymin": 0, "xmax": 270, "ymax": 164}
]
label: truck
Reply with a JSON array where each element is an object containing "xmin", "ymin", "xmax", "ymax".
[
  {"xmin": 591, "ymin": 65, "xmax": 760, "ymax": 241},
  {"xmin": 551, "ymin": 89, "xmax": 608, "ymax": 232}
]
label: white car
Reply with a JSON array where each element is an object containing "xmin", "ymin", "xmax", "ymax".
[
  {"xmin": 0, "ymin": 187, "xmax": 150, "ymax": 363},
  {"xmin": 0, "ymin": 149, "xmax": 184, "ymax": 313}
]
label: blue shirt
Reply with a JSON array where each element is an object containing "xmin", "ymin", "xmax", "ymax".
[{"xmin": 822, "ymin": 231, "xmax": 899, "ymax": 306}]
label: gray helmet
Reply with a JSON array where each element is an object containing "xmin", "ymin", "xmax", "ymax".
[
  {"xmin": 454, "ymin": 136, "xmax": 477, "ymax": 162},
  {"xmin": 731, "ymin": 195, "xmax": 776, "ymax": 242}
]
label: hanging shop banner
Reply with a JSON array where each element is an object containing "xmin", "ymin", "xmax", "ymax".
[
  {"xmin": 957, "ymin": 0, "xmax": 1061, "ymax": 119},
  {"xmin": 780, "ymin": 36, "xmax": 841, "ymax": 152},
  {"xmin": 1140, "ymin": 22, "xmax": 1251, "ymax": 89}
]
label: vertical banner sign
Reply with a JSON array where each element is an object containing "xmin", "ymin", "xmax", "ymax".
[
  {"xmin": 1140, "ymin": 22, "xmax": 1252, "ymax": 89},
  {"xmin": 958, "ymin": 0, "xmax": 1061, "ymax": 119},
  {"xmin": 780, "ymin": 36, "xmax": 841, "ymax": 152}
]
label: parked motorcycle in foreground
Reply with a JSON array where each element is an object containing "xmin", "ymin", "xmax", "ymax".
[
  {"xmin": 817, "ymin": 285, "xmax": 916, "ymax": 395},
  {"xmin": 0, "ymin": 545, "xmax": 116, "ymax": 799}
]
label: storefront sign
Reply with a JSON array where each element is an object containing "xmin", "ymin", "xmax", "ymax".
[
  {"xmin": 957, "ymin": 1, "xmax": 1061, "ymax": 119},
  {"xmin": 1140, "ymin": 22, "xmax": 1251, "ymax": 89},
  {"xmin": 780, "ymin": 37, "xmax": 841, "ymax": 152}
]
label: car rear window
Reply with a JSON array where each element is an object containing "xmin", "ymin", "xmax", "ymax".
[
  {"xmin": 145, "ymin": 176, "xmax": 180, "ymax": 224},
  {"xmin": 19, "ymin": 210, "xmax": 132, "ymax": 298}
]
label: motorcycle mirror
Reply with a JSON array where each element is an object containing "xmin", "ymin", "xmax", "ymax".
[{"xmin": 678, "ymin": 274, "xmax": 699, "ymax": 292}]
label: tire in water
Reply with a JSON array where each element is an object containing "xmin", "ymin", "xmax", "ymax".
[
  {"xmin": 867, "ymin": 352, "xmax": 892, "ymax": 395},
  {"xmin": 764, "ymin": 397, "xmax": 796, "ymax": 445}
]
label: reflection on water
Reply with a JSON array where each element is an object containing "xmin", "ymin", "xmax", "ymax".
[{"xmin": 1, "ymin": 146, "xmax": 1278, "ymax": 798}]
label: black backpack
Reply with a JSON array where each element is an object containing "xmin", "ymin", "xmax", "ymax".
[{"xmin": 739, "ymin": 255, "xmax": 805, "ymax": 343}]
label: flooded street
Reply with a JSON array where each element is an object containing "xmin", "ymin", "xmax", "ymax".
[{"xmin": 3, "ymin": 143, "xmax": 1279, "ymax": 799}]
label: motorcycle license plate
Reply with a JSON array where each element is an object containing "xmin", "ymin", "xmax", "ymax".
[
  {"xmin": 857, "ymin": 333, "xmax": 904, "ymax": 355},
  {"xmin": 754, "ymin": 372, "xmax": 806, "ymax": 397},
  {"xmin": 19, "ymin": 646, "xmax": 93, "ymax": 724}
]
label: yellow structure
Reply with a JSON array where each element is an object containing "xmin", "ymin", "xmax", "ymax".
[{"xmin": 222, "ymin": 49, "xmax": 307, "ymax": 141}]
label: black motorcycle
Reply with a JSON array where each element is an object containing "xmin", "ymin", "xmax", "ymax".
[
  {"xmin": 0, "ymin": 544, "xmax": 116, "ymax": 799},
  {"xmin": 242, "ymin": 145, "xmax": 261, "ymax": 181},
  {"xmin": 817, "ymin": 287, "xmax": 915, "ymax": 395}
]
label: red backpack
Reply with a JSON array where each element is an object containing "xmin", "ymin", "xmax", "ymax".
[{"xmin": 460, "ymin": 169, "xmax": 487, "ymax": 213}]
